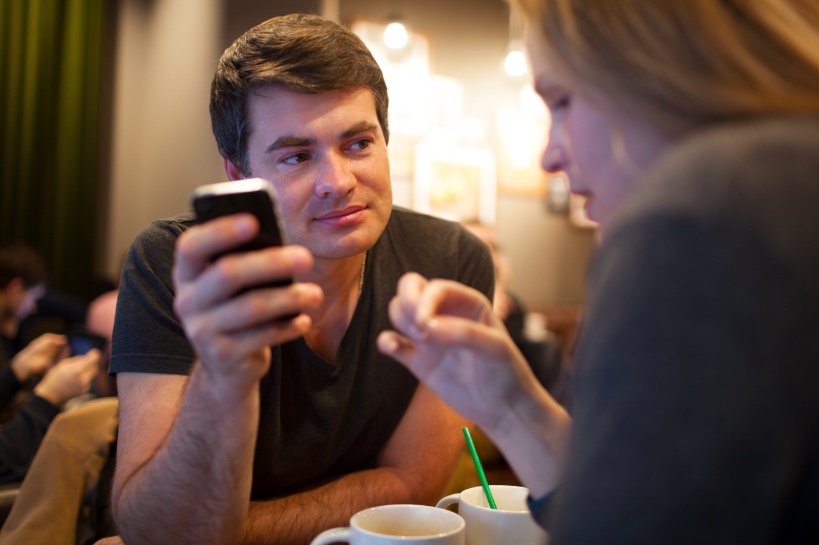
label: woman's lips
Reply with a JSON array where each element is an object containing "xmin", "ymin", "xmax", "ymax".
[{"xmin": 314, "ymin": 206, "xmax": 366, "ymax": 227}]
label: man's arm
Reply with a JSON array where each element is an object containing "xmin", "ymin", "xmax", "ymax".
[
  {"xmin": 112, "ymin": 370, "xmax": 258, "ymax": 545},
  {"xmin": 111, "ymin": 214, "xmax": 320, "ymax": 545},
  {"xmin": 238, "ymin": 384, "xmax": 467, "ymax": 545}
]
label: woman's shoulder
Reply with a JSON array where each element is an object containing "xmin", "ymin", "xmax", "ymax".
[
  {"xmin": 624, "ymin": 116, "xmax": 819, "ymax": 224},
  {"xmin": 673, "ymin": 116, "xmax": 819, "ymax": 173}
]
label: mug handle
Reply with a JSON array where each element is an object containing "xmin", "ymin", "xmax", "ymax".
[
  {"xmin": 310, "ymin": 527, "xmax": 351, "ymax": 545},
  {"xmin": 436, "ymin": 493, "xmax": 461, "ymax": 510}
]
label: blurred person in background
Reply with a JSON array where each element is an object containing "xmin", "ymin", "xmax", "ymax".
[
  {"xmin": 379, "ymin": 1, "xmax": 819, "ymax": 543},
  {"xmin": 1, "ymin": 243, "xmax": 99, "ymax": 483},
  {"xmin": 462, "ymin": 222, "xmax": 526, "ymax": 343},
  {"xmin": 85, "ymin": 288, "xmax": 118, "ymax": 398},
  {"xmin": 0, "ymin": 334, "xmax": 99, "ymax": 483},
  {"xmin": 0, "ymin": 243, "xmax": 48, "ymax": 362}
]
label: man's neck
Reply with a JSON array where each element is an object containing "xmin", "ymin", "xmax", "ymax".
[
  {"xmin": 300, "ymin": 252, "xmax": 367, "ymax": 363},
  {"xmin": 302, "ymin": 253, "xmax": 366, "ymax": 307}
]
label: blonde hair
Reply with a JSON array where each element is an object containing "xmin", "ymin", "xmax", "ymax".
[{"xmin": 512, "ymin": 0, "xmax": 819, "ymax": 136}]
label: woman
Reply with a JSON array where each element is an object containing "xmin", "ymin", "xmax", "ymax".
[{"xmin": 378, "ymin": 1, "xmax": 819, "ymax": 542}]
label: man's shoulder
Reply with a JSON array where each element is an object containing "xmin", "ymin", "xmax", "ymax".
[
  {"xmin": 383, "ymin": 207, "xmax": 483, "ymax": 249},
  {"xmin": 386, "ymin": 206, "xmax": 464, "ymax": 234},
  {"xmin": 372, "ymin": 207, "xmax": 493, "ymax": 295},
  {"xmin": 131, "ymin": 211, "xmax": 197, "ymax": 250},
  {"xmin": 147, "ymin": 210, "xmax": 197, "ymax": 236}
]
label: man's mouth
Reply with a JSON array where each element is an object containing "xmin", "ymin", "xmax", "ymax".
[{"xmin": 315, "ymin": 206, "xmax": 366, "ymax": 227}]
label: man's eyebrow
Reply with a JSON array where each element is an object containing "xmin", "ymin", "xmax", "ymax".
[
  {"xmin": 265, "ymin": 136, "xmax": 314, "ymax": 154},
  {"xmin": 263, "ymin": 122, "xmax": 378, "ymax": 154},
  {"xmin": 341, "ymin": 121, "xmax": 378, "ymax": 139}
]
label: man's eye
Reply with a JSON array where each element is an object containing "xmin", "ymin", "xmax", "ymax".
[
  {"xmin": 282, "ymin": 152, "xmax": 310, "ymax": 165},
  {"xmin": 351, "ymin": 139, "xmax": 372, "ymax": 151}
]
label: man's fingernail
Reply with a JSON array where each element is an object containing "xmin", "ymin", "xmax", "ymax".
[{"xmin": 236, "ymin": 216, "xmax": 255, "ymax": 234}]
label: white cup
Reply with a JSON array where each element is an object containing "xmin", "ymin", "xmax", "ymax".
[
  {"xmin": 436, "ymin": 485, "xmax": 548, "ymax": 545},
  {"xmin": 310, "ymin": 504, "xmax": 465, "ymax": 545}
]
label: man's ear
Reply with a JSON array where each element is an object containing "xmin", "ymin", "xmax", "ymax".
[{"xmin": 223, "ymin": 157, "xmax": 244, "ymax": 181}]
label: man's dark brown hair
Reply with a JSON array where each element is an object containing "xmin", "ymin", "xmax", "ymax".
[
  {"xmin": 210, "ymin": 13, "xmax": 390, "ymax": 176},
  {"xmin": 0, "ymin": 242, "xmax": 47, "ymax": 289}
]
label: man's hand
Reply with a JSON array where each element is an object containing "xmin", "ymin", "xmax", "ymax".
[
  {"xmin": 33, "ymin": 349, "xmax": 99, "ymax": 406},
  {"xmin": 94, "ymin": 537, "xmax": 125, "ymax": 545},
  {"xmin": 10, "ymin": 333, "xmax": 67, "ymax": 382},
  {"xmin": 172, "ymin": 213, "xmax": 321, "ymax": 392}
]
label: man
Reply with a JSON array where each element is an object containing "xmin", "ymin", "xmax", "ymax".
[
  {"xmin": 0, "ymin": 243, "xmax": 48, "ymax": 361},
  {"xmin": 0, "ymin": 243, "xmax": 99, "ymax": 483},
  {"xmin": 109, "ymin": 13, "xmax": 494, "ymax": 545}
]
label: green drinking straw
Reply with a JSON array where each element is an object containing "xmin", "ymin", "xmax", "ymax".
[{"xmin": 462, "ymin": 427, "xmax": 498, "ymax": 509}]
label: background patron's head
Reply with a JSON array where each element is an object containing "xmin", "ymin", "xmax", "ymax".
[{"xmin": 0, "ymin": 243, "xmax": 48, "ymax": 335}]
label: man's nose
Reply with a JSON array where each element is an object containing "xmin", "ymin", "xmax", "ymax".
[{"xmin": 315, "ymin": 153, "xmax": 356, "ymax": 198}]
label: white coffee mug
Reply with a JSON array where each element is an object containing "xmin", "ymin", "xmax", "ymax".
[
  {"xmin": 436, "ymin": 485, "xmax": 548, "ymax": 545},
  {"xmin": 310, "ymin": 504, "xmax": 465, "ymax": 545}
]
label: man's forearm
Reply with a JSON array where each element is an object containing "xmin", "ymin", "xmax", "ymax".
[
  {"xmin": 239, "ymin": 466, "xmax": 431, "ymax": 545},
  {"xmin": 114, "ymin": 364, "xmax": 259, "ymax": 545}
]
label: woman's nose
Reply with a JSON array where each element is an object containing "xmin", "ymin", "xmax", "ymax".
[{"xmin": 541, "ymin": 140, "xmax": 568, "ymax": 174}]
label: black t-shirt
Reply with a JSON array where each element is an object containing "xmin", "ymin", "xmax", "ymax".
[{"xmin": 110, "ymin": 207, "xmax": 494, "ymax": 498}]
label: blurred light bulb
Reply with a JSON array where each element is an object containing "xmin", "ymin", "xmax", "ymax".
[
  {"xmin": 384, "ymin": 21, "xmax": 408, "ymax": 49},
  {"xmin": 504, "ymin": 49, "xmax": 527, "ymax": 77}
]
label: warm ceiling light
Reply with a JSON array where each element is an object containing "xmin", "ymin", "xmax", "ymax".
[
  {"xmin": 504, "ymin": 49, "xmax": 527, "ymax": 77},
  {"xmin": 384, "ymin": 21, "xmax": 408, "ymax": 49}
]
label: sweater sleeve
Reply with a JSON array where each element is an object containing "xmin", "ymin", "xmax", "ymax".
[
  {"xmin": 550, "ymin": 211, "xmax": 815, "ymax": 545},
  {"xmin": 0, "ymin": 395, "xmax": 61, "ymax": 483},
  {"xmin": 0, "ymin": 367, "xmax": 22, "ymax": 410}
]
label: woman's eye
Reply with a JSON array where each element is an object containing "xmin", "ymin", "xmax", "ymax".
[
  {"xmin": 282, "ymin": 152, "xmax": 309, "ymax": 165},
  {"xmin": 549, "ymin": 95, "xmax": 571, "ymax": 114}
]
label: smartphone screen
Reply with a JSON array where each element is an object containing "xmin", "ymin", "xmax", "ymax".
[{"xmin": 68, "ymin": 332, "xmax": 107, "ymax": 356}]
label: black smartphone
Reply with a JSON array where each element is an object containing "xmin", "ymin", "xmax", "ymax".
[
  {"xmin": 191, "ymin": 178, "xmax": 293, "ymax": 289},
  {"xmin": 68, "ymin": 327, "xmax": 108, "ymax": 356}
]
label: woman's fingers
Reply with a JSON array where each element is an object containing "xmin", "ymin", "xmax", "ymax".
[
  {"xmin": 377, "ymin": 330, "xmax": 417, "ymax": 366},
  {"xmin": 388, "ymin": 273, "xmax": 501, "ymax": 343}
]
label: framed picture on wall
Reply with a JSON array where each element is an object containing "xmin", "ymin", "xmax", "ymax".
[{"xmin": 413, "ymin": 141, "xmax": 497, "ymax": 225}]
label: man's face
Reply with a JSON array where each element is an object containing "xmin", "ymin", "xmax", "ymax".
[
  {"xmin": 241, "ymin": 86, "xmax": 392, "ymax": 261},
  {"xmin": 3, "ymin": 281, "xmax": 45, "ymax": 324}
]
